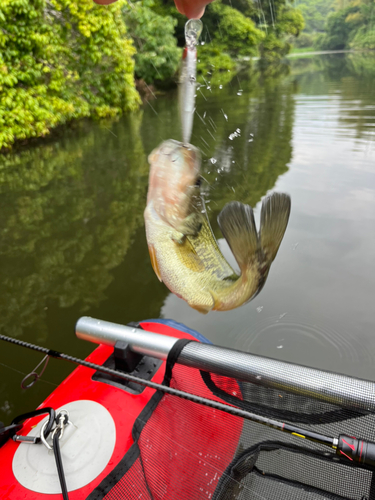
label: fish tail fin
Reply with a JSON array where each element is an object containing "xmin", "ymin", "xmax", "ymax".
[
  {"xmin": 217, "ymin": 201, "xmax": 259, "ymax": 272},
  {"xmin": 259, "ymin": 192, "xmax": 291, "ymax": 262}
]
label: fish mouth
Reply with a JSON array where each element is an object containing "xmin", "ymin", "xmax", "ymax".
[{"xmin": 160, "ymin": 139, "xmax": 200, "ymax": 171}]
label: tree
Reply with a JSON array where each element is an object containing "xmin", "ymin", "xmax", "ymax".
[
  {"xmin": 0, "ymin": 0, "xmax": 139, "ymax": 151},
  {"xmin": 295, "ymin": 0, "xmax": 335, "ymax": 33},
  {"xmin": 122, "ymin": 0, "xmax": 181, "ymax": 84},
  {"xmin": 315, "ymin": 0, "xmax": 375, "ymax": 50},
  {"xmin": 257, "ymin": 1, "xmax": 305, "ymax": 66}
]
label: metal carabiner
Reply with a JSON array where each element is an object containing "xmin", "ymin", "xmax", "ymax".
[
  {"xmin": 21, "ymin": 355, "xmax": 50, "ymax": 390},
  {"xmin": 41, "ymin": 410, "xmax": 72, "ymax": 450},
  {"xmin": 12, "ymin": 407, "xmax": 55, "ymax": 444}
]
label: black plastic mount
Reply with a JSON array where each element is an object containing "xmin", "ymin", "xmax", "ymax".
[{"xmin": 92, "ymin": 323, "xmax": 162, "ymax": 395}]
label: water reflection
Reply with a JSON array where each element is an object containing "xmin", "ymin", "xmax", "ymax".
[
  {"xmin": 162, "ymin": 53, "xmax": 375, "ymax": 380},
  {"xmin": 1, "ymin": 53, "xmax": 375, "ymax": 423},
  {"xmin": 0, "ymin": 114, "xmax": 148, "ymax": 341}
]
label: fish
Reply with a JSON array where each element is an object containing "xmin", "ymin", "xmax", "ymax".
[{"xmin": 144, "ymin": 140, "xmax": 291, "ymax": 314}]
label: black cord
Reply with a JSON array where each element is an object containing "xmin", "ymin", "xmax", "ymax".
[
  {"xmin": 53, "ymin": 429, "xmax": 69, "ymax": 500},
  {"xmin": 0, "ymin": 332, "xmax": 335, "ymax": 449}
]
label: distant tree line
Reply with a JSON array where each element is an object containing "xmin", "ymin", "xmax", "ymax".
[{"xmin": 292, "ymin": 0, "xmax": 375, "ymax": 51}]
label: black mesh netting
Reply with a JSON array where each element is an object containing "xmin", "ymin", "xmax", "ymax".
[{"xmin": 88, "ymin": 340, "xmax": 375, "ymax": 500}]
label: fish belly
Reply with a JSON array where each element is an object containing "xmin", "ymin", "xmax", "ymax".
[{"xmin": 144, "ymin": 204, "xmax": 214, "ymax": 313}]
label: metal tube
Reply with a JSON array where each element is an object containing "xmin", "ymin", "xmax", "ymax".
[
  {"xmin": 179, "ymin": 342, "xmax": 375, "ymax": 412},
  {"xmin": 76, "ymin": 317, "xmax": 178, "ymax": 359},
  {"xmin": 75, "ymin": 317, "xmax": 375, "ymax": 412}
]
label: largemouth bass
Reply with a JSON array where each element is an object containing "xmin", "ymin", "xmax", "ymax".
[{"xmin": 144, "ymin": 140, "xmax": 291, "ymax": 314}]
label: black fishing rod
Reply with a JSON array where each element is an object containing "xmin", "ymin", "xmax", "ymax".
[{"xmin": 1, "ymin": 332, "xmax": 375, "ymax": 469}]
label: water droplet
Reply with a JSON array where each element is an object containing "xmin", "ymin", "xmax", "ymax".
[
  {"xmin": 279, "ymin": 313, "xmax": 287, "ymax": 319},
  {"xmin": 228, "ymin": 128, "xmax": 241, "ymax": 141},
  {"xmin": 256, "ymin": 306, "xmax": 263, "ymax": 313},
  {"xmin": 277, "ymin": 345, "xmax": 283, "ymax": 349},
  {"xmin": 256, "ymin": 375, "xmax": 262, "ymax": 380},
  {"xmin": 210, "ymin": 157, "xmax": 217, "ymax": 164},
  {"xmin": 201, "ymin": 41, "xmax": 205, "ymax": 45},
  {"xmin": 237, "ymin": 90, "xmax": 243, "ymax": 96},
  {"xmin": 221, "ymin": 109, "xmax": 228, "ymax": 121},
  {"xmin": 219, "ymin": 85, "xmax": 222, "ymax": 89}
]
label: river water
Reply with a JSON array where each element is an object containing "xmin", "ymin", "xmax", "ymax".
[{"xmin": 1, "ymin": 53, "xmax": 374, "ymax": 423}]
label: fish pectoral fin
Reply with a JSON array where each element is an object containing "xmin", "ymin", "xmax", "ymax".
[
  {"xmin": 148, "ymin": 243, "xmax": 163, "ymax": 282},
  {"xmin": 260, "ymin": 192, "xmax": 291, "ymax": 262},
  {"xmin": 217, "ymin": 201, "xmax": 259, "ymax": 272},
  {"xmin": 175, "ymin": 237, "xmax": 205, "ymax": 272},
  {"xmin": 171, "ymin": 231, "xmax": 186, "ymax": 245},
  {"xmin": 175, "ymin": 212, "xmax": 202, "ymax": 236}
]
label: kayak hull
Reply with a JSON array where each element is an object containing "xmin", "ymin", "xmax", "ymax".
[{"xmin": 0, "ymin": 320, "xmax": 210, "ymax": 499}]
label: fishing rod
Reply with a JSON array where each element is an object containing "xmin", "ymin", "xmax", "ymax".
[{"xmin": 1, "ymin": 331, "xmax": 375, "ymax": 469}]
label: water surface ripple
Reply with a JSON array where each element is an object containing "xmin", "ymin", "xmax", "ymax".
[{"xmin": 1, "ymin": 54, "xmax": 375, "ymax": 422}]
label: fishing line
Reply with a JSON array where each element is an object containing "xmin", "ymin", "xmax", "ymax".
[
  {"xmin": 2, "ymin": 332, "xmax": 375, "ymax": 469},
  {"xmin": 0, "ymin": 333, "xmax": 326, "ymax": 438},
  {"xmin": 0, "ymin": 361, "xmax": 58, "ymax": 387}
]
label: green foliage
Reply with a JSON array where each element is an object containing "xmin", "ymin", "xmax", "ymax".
[
  {"xmin": 291, "ymin": 32, "xmax": 317, "ymax": 48},
  {"xmin": 315, "ymin": 0, "xmax": 375, "ymax": 50},
  {"xmin": 197, "ymin": 45, "xmax": 236, "ymax": 83},
  {"xmin": 258, "ymin": 2, "xmax": 305, "ymax": 67},
  {"xmin": 315, "ymin": 6, "xmax": 356, "ymax": 49},
  {"xmin": 122, "ymin": 0, "xmax": 181, "ymax": 84},
  {"xmin": 351, "ymin": 26, "xmax": 375, "ymax": 49},
  {"xmin": 0, "ymin": 0, "xmax": 139, "ymax": 151},
  {"xmin": 151, "ymin": 0, "xmax": 304, "ymax": 71},
  {"xmin": 294, "ymin": 0, "xmax": 335, "ymax": 33},
  {"xmin": 208, "ymin": 2, "xmax": 265, "ymax": 57}
]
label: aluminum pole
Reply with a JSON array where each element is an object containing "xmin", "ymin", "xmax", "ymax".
[{"xmin": 76, "ymin": 316, "xmax": 375, "ymax": 412}]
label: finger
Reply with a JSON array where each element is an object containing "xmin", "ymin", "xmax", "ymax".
[{"xmin": 174, "ymin": 0, "xmax": 209, "ymax": 19}]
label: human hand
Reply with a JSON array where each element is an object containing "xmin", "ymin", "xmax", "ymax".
[{"xmin": 93, "ymin": 0, "xmax": 213, "ymax": 18}]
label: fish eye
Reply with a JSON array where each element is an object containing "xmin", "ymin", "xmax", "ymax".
[{"xmin": 195, "ymin": 177, "xmax": 202, "ymax": 187}]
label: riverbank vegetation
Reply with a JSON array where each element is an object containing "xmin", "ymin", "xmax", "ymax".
[
  {"xmin": 1, "ymin": 0, "xmax": 304, "ymax": 150},
  {"xmin": 291, "ymin": 0, "xmax": 375, "ymax": 52},
  {"xmin": 0, "ymin": 0, "xmax": 140, "ymax": 151}
]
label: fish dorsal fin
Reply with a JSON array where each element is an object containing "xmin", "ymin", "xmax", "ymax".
[
  {"xmin": 259, "ymin": 193, "xmax": 291, "ymax": 262},
  {"xmin": 217, "ymin": 201, "xmax": 259, "ymax": 272}
]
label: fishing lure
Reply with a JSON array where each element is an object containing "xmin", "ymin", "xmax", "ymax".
[{"xmin": 179, "ymin": 19, "xmax": 203, "ymax": 145}]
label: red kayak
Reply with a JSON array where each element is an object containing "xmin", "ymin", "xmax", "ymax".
[
  {"xmin": 0, "ymin": 319, "xmax": 242, "ymax": 499},
  {"xmin": 1, "ymin": 317, "xmax": 375, "ymax": 500}
]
